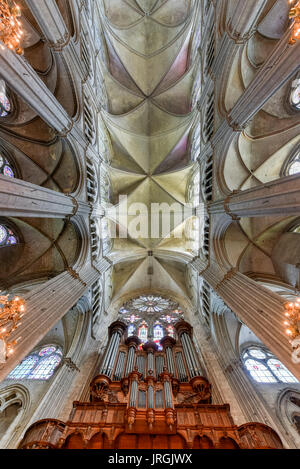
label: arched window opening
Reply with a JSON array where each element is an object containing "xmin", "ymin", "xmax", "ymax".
[
  {"xmin": 289, "ymin": 224, "xmax": 300, "ymax": 234},
  {"xmin": 138, "ymin": 322, "xmax": 148, "ymax": 345},
  {"xmin": 0, "ymin": 153, "xmax": 15, "ymax": 178},
  {"xmin": 86, "ymin": 157, "xmax": 98, "ymax": 203},
  {"xmin": 203, "ymin": 154, "xmax": 213, "ymax": 202},
  {"xmin": 290, "ymin": 78, "xmax": 300, "ymax": 111},
  {"xmin": 81, "ymin": 34, "xmax": 91, "ymax": 78},
  {"xmin": 205, "ymin": 22, "xmax": 215, "ymax": 75},
  {"xmin": 128, "ymin": 324, "xmax": 136, "ymax": 337},
  {"xmin": 83, "ymin": 100, "xmax": 95, "ymax": 145},
  {"xmin": 7, "ymin": 346, "xmax": 62, "ymax": 381},
  {"xmin": 286, "ymin": 148, "xmax": 300, "ymax": 176},
  {"xmin": 0, "ymin": 81, "xmax": 11, "ymax": 118},
  {"xmin": 166, "ymin": 325, "xmax": 175, "ymax": 338},
  {"xmin": 0, "ymin": 224, "xmax": 18, "ymax": 247},
  {"xmin": 153, "ymin": 323, "xmax": 164, "ymax": 351},
  {"xmin": 242, "ymin": 347, "xmax": 298, "ymax": 384},
  {"xmin": 91, "ymin": 279, "xmax": 102, "ymax": 336},
  {"xmin": 204, "ymin": 93, "xmax": 214, "ymax": 141},
  {"xmin": 90, "ymin": 218, "xmax": 101, "ymax": 262},
  {"xmin": 267, "ymin": 359, "xmax": 298, "ymax": 384}
]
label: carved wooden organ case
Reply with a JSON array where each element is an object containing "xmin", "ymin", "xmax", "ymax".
[{"xmin": 19, "ymin": 320, "xmax": 284, "ymax": 449}]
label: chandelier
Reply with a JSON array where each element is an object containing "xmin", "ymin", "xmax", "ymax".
[
  {"xmin": 0, "ymin": 294, "xmax": 25, "ymax": 363},
  {"xmin": 284, "ymin": 299, "xmax": 300, "ymax": 362},
  {"xmin": 289, "ymin": 0, "xmax": 300, "ymax": 44},
  {"xmin": 0, "ymin": 1, "xmax": 23, "ymax": 54}
]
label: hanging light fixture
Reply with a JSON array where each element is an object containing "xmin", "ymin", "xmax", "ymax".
[
  {"xmin": 0, "ymin": 1, "xmax": 24, "ymax": 54},
  {"xmin": 283, "ymin": 299, "xmax": 300, "ymax": 359},
  {"xmin": 0, "ymin": 294, "xmax": 25, "ymax": 363},
  {"xmin": 289, "ymin": 0, "xmax": 300, "ymax": 44}
]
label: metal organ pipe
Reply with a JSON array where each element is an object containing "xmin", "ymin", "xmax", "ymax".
[{"xmin": 125, "ymin": 344, "xmax": 135, "ymax": 376}]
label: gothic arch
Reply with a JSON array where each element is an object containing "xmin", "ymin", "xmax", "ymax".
[
  {"xmin": 0, "ymin": 384, "xmax": 30, "ymax": 448},
  {"xmin": 193, "ymin": 435, "xmax": 214, "ymax": 449}
]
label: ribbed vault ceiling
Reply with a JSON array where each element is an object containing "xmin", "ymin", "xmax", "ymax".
[{"xmin": 99, "ymin": 0, "xmax": 201, "ymax": 299}]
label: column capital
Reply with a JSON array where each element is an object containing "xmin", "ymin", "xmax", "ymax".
[{"xmin": 26, "ymin": 0, "xmax": 70, "ymax": 50}]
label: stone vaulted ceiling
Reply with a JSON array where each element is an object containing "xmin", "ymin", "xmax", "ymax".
[{"xmin": 98, "ymin": 0, "xmax": 201, "ymax": 300}]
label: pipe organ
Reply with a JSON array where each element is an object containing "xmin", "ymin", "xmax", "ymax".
[{"xmin": 19, "ymin": 320, "xmax": 284, "ymax": 449}]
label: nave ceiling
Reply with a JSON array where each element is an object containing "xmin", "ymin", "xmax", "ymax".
[{"xmin": 98, "ymin": 0, "xmax": 202, "ymax": 301}]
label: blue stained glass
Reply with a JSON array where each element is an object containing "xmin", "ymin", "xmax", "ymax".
[
  {"xmin": 8, "ymin": 356, "xmax": 39, "ymax": 380},
  {"xmin": 7, "ymin": 236, "xmax": 17, "ymax": 245},
  {"xmin": 39, "ymin": 346, "xmax": 56, "ymax": 357},
  {"xmin": 7, "ymin": 346, "xmax": 62, "ymax": 381},
  {"xmin": 0, "ymin": 92, "xmax": 11, "ymax": 117},
  {"xmin": 3, "ymin": 165, "xmax": 14, "ymax": 178},
  {"xmin": 0, "ymin": 225, "xmax": 7, "ymax": 244},
  {"xmin": 29, "ymin": 355, "xmax": 61, "ymax": 380}
]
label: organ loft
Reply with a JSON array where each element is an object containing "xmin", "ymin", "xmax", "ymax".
[{"xmin": 19, "ymin": 312, "xmax": 283, "ymax": 449}]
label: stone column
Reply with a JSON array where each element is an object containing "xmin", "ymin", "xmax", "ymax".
[
  {"xmin": 99, "ymin": 321, "xmax": 126, "ymax": 377},
  {"xmin": 0, "ymin": 176, "xmax": 91, "ymax": 218},
  {"xmin": 209, "ymin": 174, "xmax": 300, "ymax": 218},
  {"xmin": 25, "ymin": 0, "xmax": 70, "ymax": 50},
  {"xmin": 125, "ymin": 336, "xmax": 140, "ymax": 376},
  {"xmin": 226, "ymin": 0, "xmax": 268, "ymax": 41},
  {"xmin": 160, "ymin": 336, "xmax": 176, "ymax": 376},
  {"xmin": 0, "ymin": 262, "xmax": 110, "ymax": 382},
  {"xmin": 175, "ymin": 321, "xmax": 203, "ymax": 378},
  {"xmin": 202, "ymin": 261, "xmax": 300, "ymax": 380},
  {"xmin": 227, "ymin": 30, "xmax": 300, "ymax": 129},
  {"xmin": 0, "ymin": 47, "xmax": 86, "ymax": 149}
]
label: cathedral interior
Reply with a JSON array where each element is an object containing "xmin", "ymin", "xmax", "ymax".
[{"xmin": 0, "ymin": 0, "xmax": 299, "ymax": 450}]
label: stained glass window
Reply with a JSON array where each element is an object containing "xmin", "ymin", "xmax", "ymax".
[
  {"xmin": 290, "ymin": 79, "xmax": 300, "ymax": 110},
  {"xmin": 267, "ymin": 359, "xmax": 298, "ymax": 383},
  {"xmin": 0, "ymin": 91, "xmax": 11, "ymax": 117},
  {"xmin": 29, "ymin": 355, "xmax": 62, "ymax": 380},
  {"xmin": 138, "ymin": 323, "xmax": 148, "ymax": 348},
  {"xmin": 153, "ymin": 324, "xmax": 164, "ymax": 351},
  {"xmin": 242, "ymin": 347, "xmax": 298, "ymax": 384},
  {"xmin": 120, "ymin": 294, "xmax": 185, "ymax": 346},
  {"xmin": 0, "ymin": 154, "xmax": 15, "ymax": 178},
  {"xmin": 128, "ymin": 324, "xmax": 135, "ymax": 337},
  {"xmin": 244, "ymin": 358, "xmax": 277, "ymax": 383},
  {"xmin": 287, "ymin": 149, "xmax": 300, "ymax": 176},
  {"xmin": 0, "ymin": 224, "xmax": 18, "ymax": 246},
  {"xmin": 7, "ymin": 356, "xmax": 38, "ymax": 380},
  {"xmin": 131, "ymin": 295, "xmax": 173, "ymax": 313},
  {"xmin": 8, "ymin": 345, "xmax": 62, "ymax": 381}
]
